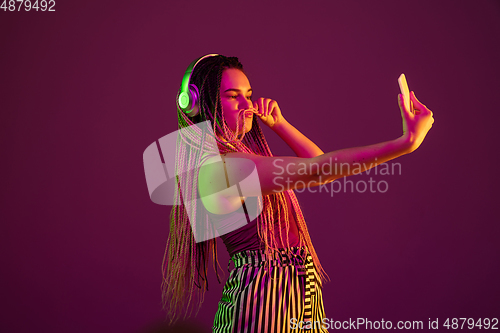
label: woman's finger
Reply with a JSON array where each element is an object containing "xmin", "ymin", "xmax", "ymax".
[
  {"xmin": 398, "ymin": 94, "xmax": 410, "ymax": 118},
  {"xmin": 263, "ymin": 99, "xmax": 268, "ymax": 116},
  {"xmin": 258, "ymin": 98, "xmax": 265, "ymax": 116},
  {"xmin": 411, "ymin": 92, "xmax": 427, "ymax": 112},
  {"xmin": 270, "ymin": 100, "xmax": 278, "ymax": 118},
  {"xmin": 412, "ymin": 92, "xmax": 434, "ymax": 118}
]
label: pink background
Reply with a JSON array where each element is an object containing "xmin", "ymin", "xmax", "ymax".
[{"xmin": 1, "ymin": 1, "xmax": 499, "ymax": 332}]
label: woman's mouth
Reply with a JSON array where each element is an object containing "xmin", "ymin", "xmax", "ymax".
[{"xmin": 241, "ymin": 109, "xmax": 255, "ymax": 119}]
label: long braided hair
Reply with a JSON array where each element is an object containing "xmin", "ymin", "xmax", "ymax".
[{"xmin": 162, "ymin": 55, "xmax": 329, "ymax": 323}]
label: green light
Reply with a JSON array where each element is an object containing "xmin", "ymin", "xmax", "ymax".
[{"xmin": 178, "ymin": 92, "xmax": 189, "ymax": 109}]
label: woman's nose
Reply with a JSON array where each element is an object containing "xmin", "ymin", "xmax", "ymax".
[{"xmin": 240, "ymin": 97, "xmax": 252, "ymax": 109}]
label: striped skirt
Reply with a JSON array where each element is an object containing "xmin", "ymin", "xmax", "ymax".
[{"xmin": 212, "ymin": 247, "xmax": 329, "ymax": 333}]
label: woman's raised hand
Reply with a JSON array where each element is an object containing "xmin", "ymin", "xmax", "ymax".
[
  {"xmin": 398, "ymin": 91, "xmax": 435, "ymax": 153},
  {"xmin": 252, "ymin": 98, "xmax": 285, "ymax": 129}
]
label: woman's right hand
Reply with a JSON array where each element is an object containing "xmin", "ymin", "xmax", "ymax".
[{"xmin": 398, "ymin": 91, "xmax": 435, "ymax": 153}]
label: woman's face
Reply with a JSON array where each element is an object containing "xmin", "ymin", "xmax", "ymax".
[{"xmin": 219, "ymin": 68, "xmax": 254, "ymax": 134}]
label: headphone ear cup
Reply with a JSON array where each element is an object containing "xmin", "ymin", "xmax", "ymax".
[
  {"xmin": 178, "ymin": 54, "xmax": 219, "ymax": 117},
  {"xmin": 186, "ymin": 84, "xmax": 200, "ymax": 117}
]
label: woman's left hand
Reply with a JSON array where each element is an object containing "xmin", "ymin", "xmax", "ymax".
[{"xmin": 252, "ymin": 98, "xmax": 286, "ymax": 129}]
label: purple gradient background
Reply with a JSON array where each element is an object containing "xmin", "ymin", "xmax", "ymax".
[{"xmin": 1, "ymin": 1, "xmax": 499, "ymax": 332}]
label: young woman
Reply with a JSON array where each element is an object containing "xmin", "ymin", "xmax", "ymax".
[{"xmin": 162, "ymin": 55, "xmax": 434, "ymax": 332}]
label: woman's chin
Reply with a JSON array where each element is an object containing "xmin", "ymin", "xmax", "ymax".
[{"xmin": 242, "ymin": 124, "xmax": 253, "ymax": 134}]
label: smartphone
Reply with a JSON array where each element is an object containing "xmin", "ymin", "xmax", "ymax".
[{"xmin": 398, "ymin": 74, "xmax": 412, "ymax": 113}]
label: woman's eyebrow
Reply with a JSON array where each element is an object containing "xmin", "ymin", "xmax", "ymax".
[{"xmin": 224, "ymin": 88, "xmax": 253, "ymax": 93}]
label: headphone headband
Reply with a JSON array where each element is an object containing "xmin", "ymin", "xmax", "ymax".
[{"xmin": 178, "ymin": 54, "xmax": 219, "ymax": 116}]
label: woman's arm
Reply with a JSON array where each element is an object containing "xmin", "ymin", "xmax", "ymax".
[
  {"xmin": 252, "ymin": 98, "xmax": 323, "ymax": 158},
  {"xmin": 198, "ymin": 136, "xmax": 407, "ymax": 214},
  {"xmin": 271, "ymin": 120, "xmax": 324, "ymax": 158},
  {"xmin": 199, "ymin": 91, "xmax": 433, "ymax": 213}
]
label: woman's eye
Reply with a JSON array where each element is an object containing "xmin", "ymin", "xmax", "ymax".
[{"xmin": 228, "ymin": 95, "xmax": 252, "ymax": 100}]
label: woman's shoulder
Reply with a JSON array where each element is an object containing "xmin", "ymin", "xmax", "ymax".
[
  {"xmin": 197, "ymin": 150, "xmax": 267, "ymax": 215},
  {"xmin": 197, "ymin": 152, "xmax": 240, "ymax": 215}
]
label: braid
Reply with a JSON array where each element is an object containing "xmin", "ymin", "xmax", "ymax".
[{"xmin": 161, "ymin": 55, "xmax": 329, "ymax": 323}]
